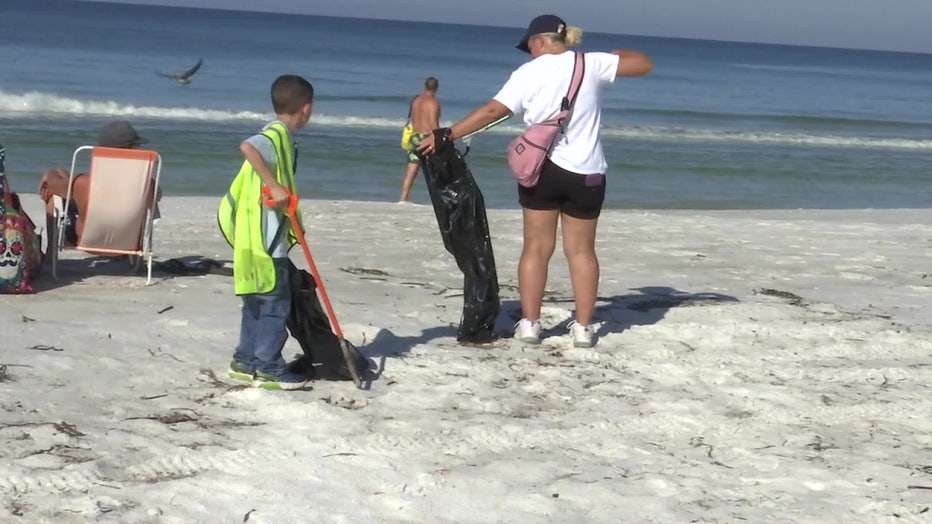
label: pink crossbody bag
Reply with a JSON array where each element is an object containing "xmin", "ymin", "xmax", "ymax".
[{"xmin": 507, "ymin": 52, "xmax": 585, "ymax": 188}]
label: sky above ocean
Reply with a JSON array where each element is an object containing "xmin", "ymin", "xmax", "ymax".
[{"xmin": 76, "ymin": 0, "xmax": 932, "ymax": 54}]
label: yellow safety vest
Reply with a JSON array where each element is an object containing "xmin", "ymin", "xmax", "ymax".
[{"xmin": 218, "ymin": 122, "xmax": 302, "ymax": 295}]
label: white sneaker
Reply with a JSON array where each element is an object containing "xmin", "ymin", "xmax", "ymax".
[
  {"xmin": 514, "ymin": 318, "xmax": 542, "ymax": 344},
  {"xmin": 569, "ymin": 321, "xmax": 594, "ymax": 348}
]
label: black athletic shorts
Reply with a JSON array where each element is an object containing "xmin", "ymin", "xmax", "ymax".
[{"xmin": 517, "ymin": 158, "xmax": 606, "ymax": 219}]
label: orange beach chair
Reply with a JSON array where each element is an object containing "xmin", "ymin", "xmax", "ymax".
[{"xmin": 49, "ymin": 146, "xmax": 162, "ymax": 284}]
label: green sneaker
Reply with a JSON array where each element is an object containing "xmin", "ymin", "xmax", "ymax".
[
  {"xmin": 253, "ymin": 369, "xmax": 310, "ymax": 391},
  {"xmin": 227, "ymin": 360, "xmax": 255, "ymax": 382}
]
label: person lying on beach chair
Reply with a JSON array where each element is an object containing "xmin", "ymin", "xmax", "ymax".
[{"xmin": 37, "ymin": 120, "xmax": 162, "ymax": 245}]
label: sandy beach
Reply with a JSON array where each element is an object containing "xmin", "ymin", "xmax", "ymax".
[{"xmin": 2, "ymin": 195, "xmax": 931, "ymax": 523}]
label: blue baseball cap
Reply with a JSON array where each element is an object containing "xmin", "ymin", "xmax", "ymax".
[{"xmin": 516, "ymin": 14, "xmax": 567, "ymax": 53}]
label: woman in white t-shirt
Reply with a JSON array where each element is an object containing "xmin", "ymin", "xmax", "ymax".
[{"xmin": 418, "ymin": 14, "xmax": 652, "ymax": 347}]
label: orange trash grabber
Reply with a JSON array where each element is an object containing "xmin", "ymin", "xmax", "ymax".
[{"xmin": 263, "ymin": 186, "xmax": 364, "ymax": 388}]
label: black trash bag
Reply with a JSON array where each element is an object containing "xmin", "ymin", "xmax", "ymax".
[
  {"xmin": 285, "ymin": 260, "xmax": 367, "ymax": 380},
  {"xmin": 419, "ymin": 129, "xmax": 500, "ymax": 343}
]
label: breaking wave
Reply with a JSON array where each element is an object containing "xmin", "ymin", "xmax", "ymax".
[{"xmin": 2, "ymin": 90, "xmax": 929, "ymax": 151}]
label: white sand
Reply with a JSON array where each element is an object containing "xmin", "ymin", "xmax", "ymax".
[{"xmin": 2, "ymin": 196, "xmax": 931, "ymax": 523}]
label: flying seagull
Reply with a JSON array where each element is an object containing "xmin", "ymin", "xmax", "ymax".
[{"xmin": 158, "ymin": 58, "xmax": 203, "ymax": 85}]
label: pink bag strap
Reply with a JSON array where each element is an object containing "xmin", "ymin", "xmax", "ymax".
[{"xmin": 560, "ymin": 52, "xmax": 586, "ymax": 112}]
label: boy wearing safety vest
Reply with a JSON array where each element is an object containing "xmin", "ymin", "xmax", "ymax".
[{"xmin": 218, "ymin": 75, "xmax": 314, "ymax": 390}]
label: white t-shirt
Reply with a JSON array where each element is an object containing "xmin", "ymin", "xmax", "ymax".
[{"xmin": 494, "ymin": 51, "xmax": 620, "ymax": 175}]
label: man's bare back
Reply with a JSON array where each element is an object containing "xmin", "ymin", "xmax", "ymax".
[{"xmin": 411, "ymin": 76, "xmax": 440, "ymax": 135}]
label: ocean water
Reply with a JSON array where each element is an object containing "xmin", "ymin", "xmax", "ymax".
[{"xmin": 1, "ymin": 0, "xmax": 930, "ymax": 209}]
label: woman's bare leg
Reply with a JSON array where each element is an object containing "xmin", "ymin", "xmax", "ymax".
[
  {"xmin": 561, "ymin": 213, "xmax": 600, "ymax": 325},
  {"xmin": 518, "ymin": 208, "xmax": 559, "ymax": 321}
]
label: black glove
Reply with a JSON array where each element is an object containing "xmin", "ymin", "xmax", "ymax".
[{"xmin": 431, "ymin": 127, "xmax": 453, "ymax": 153}]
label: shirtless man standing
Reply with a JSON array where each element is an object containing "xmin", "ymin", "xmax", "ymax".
[{"xmin": 399, "ymin": 77, "xmax": 440, "ymax": 203}]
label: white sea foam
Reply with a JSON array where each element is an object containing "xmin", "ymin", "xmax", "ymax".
[
  {"xmin": 597, "ymin": 126, "xmax": 932, "ymax": 150},
  {"xmin": 0, "ymin": 90, "xmax": 268, "ymax": 122},
  {"xmin": 2, "ymin": 90, "xmax": 929, "ymax": 151}
]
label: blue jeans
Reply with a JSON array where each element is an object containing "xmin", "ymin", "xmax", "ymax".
[{"xmin": 233, "ymin": 258, "xmax": 291, "ymax": 375}]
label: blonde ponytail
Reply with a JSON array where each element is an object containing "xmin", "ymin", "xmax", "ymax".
[{"xmin": 564, "ymin": 26, "xmax": 583, "ymax": 48}]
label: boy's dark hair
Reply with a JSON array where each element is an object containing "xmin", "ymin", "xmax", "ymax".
[
  {"xmin": 271, "ymin": 75, "xmax": 314, "ymax": 115},
  {"xmin": 425, "ymin": 76, "xmax": 439, "ymax": 92}
]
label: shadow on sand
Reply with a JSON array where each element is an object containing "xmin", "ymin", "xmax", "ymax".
[
  {"xmin": 359, "ymin": 285, "xmax": 738, "ymax": 365},
  {"xmin": 31, "ymin": 254, "xmax": 233, "ymax": 292}
]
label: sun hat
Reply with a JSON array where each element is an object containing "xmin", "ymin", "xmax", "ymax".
[
  {"xmin": 97, "ymin": 120, "xmax": 148, "ymax": 148},
  {"xmin": 516, "ymin": 14, "xmax": 567, "ymax": 53}
]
